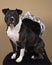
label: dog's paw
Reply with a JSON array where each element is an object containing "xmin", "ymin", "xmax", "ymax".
[
  {"xmin": 16, "ymin": 56, "xmax": 22, "ymax": 63},
  {"xmin": 11, "ymin": 53, "xmax": 17, "ymax": 59}
]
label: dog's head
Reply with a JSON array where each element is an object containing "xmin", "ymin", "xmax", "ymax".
[{"xmin": 2, "ymin": 8, "xmax": 22, "ymax": 27}]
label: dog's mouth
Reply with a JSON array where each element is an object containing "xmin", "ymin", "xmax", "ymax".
[{"xmin": 10, "ymin": 24, "xmax": 14, "ymax": 29}]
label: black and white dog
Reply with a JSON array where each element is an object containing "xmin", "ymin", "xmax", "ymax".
[{"xmin": 2, "ymin": 8, "xmax": 45, "ymax": 63}]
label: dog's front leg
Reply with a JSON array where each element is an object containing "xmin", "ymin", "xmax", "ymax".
[
  {"xmin": 16, "ymin": 48, "xmax": 25, "ymax": 63},
  {"xmin": 11, "ymin": 43, "xmax": 17, "ymax": 59},
  {"xmin": 10, "ymin": 40, "xmax": 17, "ymax": 59}
]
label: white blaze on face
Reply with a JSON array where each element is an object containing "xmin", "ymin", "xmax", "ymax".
[
  {"xmin": 11, "ymin": 16, "xmax": 14, "ymax": 19},
  {"xmin": 9, "ymin": 16, "xmax": 15, "ymax": 29}
]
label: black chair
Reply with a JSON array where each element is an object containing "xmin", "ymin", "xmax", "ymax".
[{"xmin": 3, "ymin": 50, "xmax": 51, "ymax": 65}]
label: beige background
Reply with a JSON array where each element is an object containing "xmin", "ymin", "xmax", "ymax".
[{"xmin": 0, "ymin": 0, "xmax": 52, "ymax": 65}]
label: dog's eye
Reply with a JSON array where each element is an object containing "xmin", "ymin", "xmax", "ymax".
[{"xmin": 6, "ymin": 14, "xmax": 10, "ymax": 18}]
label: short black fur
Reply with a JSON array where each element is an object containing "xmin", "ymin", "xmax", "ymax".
[{"xmin": 22, "ymin": 18, "xmax": 41, "ymax": 35}]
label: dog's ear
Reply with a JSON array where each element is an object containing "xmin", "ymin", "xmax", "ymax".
[
  {"xmin": 2, "ymin": 8, "xmax": 9, "ymax": 15},
  {"xmin": 16, "ymin": 9, "xmax": 22, "ymax": 15}
]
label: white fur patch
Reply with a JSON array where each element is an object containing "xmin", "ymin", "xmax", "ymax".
[
  {"xmin": 11, "ymin": 53, "xmax": 17, "ymax": 59},
  {"xmin": 31, "ymin": 55, "xmax": 35, "ymax": 59},
  {"xmin": 16, "ymin": 56, "xmax": 22, "ymax": 63},
  {"xmin": 7, "ymin": 17, "xmax": 22, "ymax": 43}
]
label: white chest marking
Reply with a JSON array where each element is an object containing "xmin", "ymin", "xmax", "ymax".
[
  {"xmin": 7, "ymin": 27, "xmax": 19, "ymax": 43},
  {"xmin": 7, "ymin": 17, "xmax": 22, "ymax": 43}
]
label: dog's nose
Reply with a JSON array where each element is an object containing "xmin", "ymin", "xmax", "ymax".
[{"xmin": 10, "ymin": 18, "xmax": 14, "ymax": 22}]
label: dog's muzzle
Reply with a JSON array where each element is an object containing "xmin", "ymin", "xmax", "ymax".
[
  {"xmin": 7, "ymin": 17, "xmax": 15, "ymax": 26},
  {"xmin": 10, "ymin": 17, "xmax": 14, "ymax": 22}
]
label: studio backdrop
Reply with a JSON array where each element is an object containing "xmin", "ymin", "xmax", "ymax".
[{"xmin": 0, "ymin": 0, "xmax": 52, "ymax": 65}]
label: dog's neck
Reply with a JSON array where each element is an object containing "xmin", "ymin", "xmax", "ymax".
[{"xmin": 8, "ymin": 16, "xmax": 22, "ymax": 32}]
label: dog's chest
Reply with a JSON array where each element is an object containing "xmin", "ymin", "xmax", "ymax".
[{"xmin": 7, "ymin": 27, "xmax": 20, "ymax": 43}]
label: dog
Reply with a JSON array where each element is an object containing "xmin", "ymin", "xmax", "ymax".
[{"xmin": 2, "ymin": 8, "xmax": 45, "ymax": 63}]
